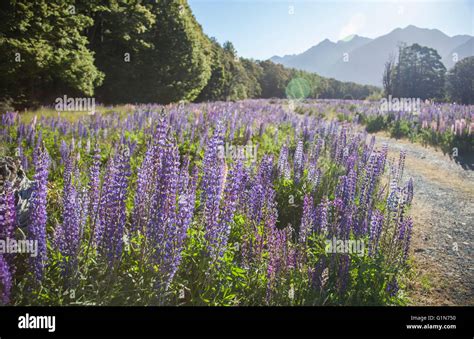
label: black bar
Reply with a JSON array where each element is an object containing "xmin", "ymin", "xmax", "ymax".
[{"xmin": 0, "ymin": 306, "xmax": 472, "ymax": 338}]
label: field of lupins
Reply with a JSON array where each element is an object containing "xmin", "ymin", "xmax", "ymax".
[
  {"xmin": 297, "ymin": 99, "xmax": 473, "ymax": 157},
  {"xmin": 2, "ymin": 98, "xmax": 470, "ymax": 306}
]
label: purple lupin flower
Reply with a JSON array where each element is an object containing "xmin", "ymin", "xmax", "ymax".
[
  {"xmin": 307, "ymin": 164, "xmax": 321, "ymax": 192},
  {"xmin": 362, "ymin": 153, "xmax": 378, "ymax": 204},
  {"xmin": 277, "ymin": 145, "xmax": 291, "ymax": 180},
  {"xmin": 386, "ymin": 276, "xmax": 399, "ymax": 297},
  {"xmin": 246, "ymin": 155, "xmax": 274, "ymax": 230},
  {"xmin": 171, "ymin": 165, "xmax": 198, "ymax": 280},
  {"xmin": 31, "ymin": 130, "xmax": 41, "ymax": 166},
  {"xmin": 247, "ymin": 178, "xmax": 265, "ymax": 226},
  {"xmin": 328, "ymin": 197, "xmax": 344, "ymax": 238},
  {"xmin": 344, "ymin": 169, "xmax": 357, "ymax": 208},
  {"xmin": 77, "ymin": 185, "xmax": 89, "ymax": 244},
  {"xmin": 299, "ymin": 194, "xmax": 313, "ymax": 244},
  {"xmin": 132, "ymin": 143, "xmax": 157, "ymax": 234},
  {"xmin": 337, "ymin": 254, "xmax": 350, "ymax": 295},
  {"xmin": 201, "ymin": 123, "xmax": 225, "ymax": 257},
  {"xmin": 387, "ymin": 176, "xmax": 400, "ymax": 213},
  {"xmin": 335, "ymin": 175, "xmax": 347, "ymax": 203},
  {"xmin": 132, "ymin": 121, "xmax": 168, "ymax": 233},
  {"xmin": 335, "ymin": 127, "xmax": 347, "ymax": 165},
  {"xmin": 405, "ymin": 178, "xmax": 414, "ymax": 205},
  {"xmin": 214, "ymin": 160, "xmax": 244, "ymax": 260},
  {"xmin": 259, "ymin": 155, "xmax": 274, "ymax": 187},
  {"xmin": 397, "ymin": 150, "xmax": 406, "ymax": 182},
  {"xmin": 342, "ymin": 169, "xmax": 358, "ymax": 236},
  {"xmin": 266, "ymin": 208, "xmax": 286, "ymax": 303},
  {"xmin": 59, "ymin": 140, "xmax": 69, "ymax": 165},
  {"xmin": 356, "ymin": 152, "xmax": 380, "ymax": 234},
  {"xmin": 17, "ymin": 145, "xmax": 28, "ymax": 171},
  {"xmin": 401, "ymin": 217, "xmax": 413, "ymax": 264},
  {"xmin": 294, "ymin": 139, "xmax": 304, "ymax": 183},
  {"xmin": 88, "ymin": 144, "xmax": 101, "ymax": 233},
  {"xmin": 0, "ymin": 254, "xmax": 12, "ymax": 305},
  {"xmin": 0, "ymin": 184, "xmax": 17, "ymax": 243},
  {"xmin": 310, "ymin": 137, "xmax": 324, "ymax": 166},
  {"xmin": 28, "ymin": 141, "xmax": 50, "ymax": 281},
  {"xmin": 94, "ymin": 158, "xmax": 114, "ymax": 246},
  {"xmin": 97, "ymin": 146, "xmax": 131, "ymax": 264},
  {"xmin": 311, "ymin": 257, "xmax": 327, "ymax": 292},
  {"xmin": 86, "ymin": 138, "xmax": 91, "ymax": 154},
  {"xmin": 147, "ymin": 141, "xmax": 181, "ymax": 289},
  {"xmin": 55, "ymin": 153, "xmax": 81, "ymax": 278},
  {"xmin": 378, "ymin": 144, "xmax": 388, "ymax": 174},
  {"xmin": 0, "ymin": 185, "xmax": 15, "ymax": 305},
  {"xmin": 244, "ymin": 160, "xmax": 276, "ymax": 265},
  {"xmin": 368, "ymin": 210, "xmax": 384, "ymax": 257},
  {"xmin": 314, "ymin": 197, "xmax": 328, "ymax": 234}
]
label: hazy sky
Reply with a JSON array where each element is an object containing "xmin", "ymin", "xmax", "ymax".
[{"xmin": 188, "ymin": 0, "xmax": 474, "ymax": 60}]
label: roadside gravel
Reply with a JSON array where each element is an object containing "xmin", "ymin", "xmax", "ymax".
[{"xmin": 373, "ymin": 133, "xmax": 473, "ymax": 306}]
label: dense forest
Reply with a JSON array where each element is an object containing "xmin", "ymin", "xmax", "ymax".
[{"xmin": 0, "ymin": 0, "xmax": 379, "ymax": 110}]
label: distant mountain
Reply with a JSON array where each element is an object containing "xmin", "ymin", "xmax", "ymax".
[
  {"xmin": 445, "ymin": 37, "xmax": 474, "ymax": 68},
  {"xmin": 271, "ymin": 25, "xmax": 473, "ymax": 86},
  {"xmin": 270, "ymin": 35, "xmax": 372, "ymax": 77}
]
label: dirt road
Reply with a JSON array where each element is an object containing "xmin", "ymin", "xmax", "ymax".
[{"xmin": 373, "ymin": 133, "xmax": 473, "ymax": 306}]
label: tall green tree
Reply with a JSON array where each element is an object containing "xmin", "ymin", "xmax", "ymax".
[
  {"xmin": 78, "ymin": 0, "xmax": 155, "ymax": 104},
  {"xmin": 446, "ymin": 57, "xmax": 474, "ymax": 105},
  {"xmin": 0, "ymin": 0, "xmax": 104, "ymax": 109},
  {"xmin": 195, "ymin": 38, "xmax": 228, "ymax": 102},
  {"xmin": 197, "ymin": 40, "xmax": 262, "ymax": 102},
  {"xmin": 382, "ymin": 54, "xmax": 395, "ymax": 96},
  {"xmin": 240, "ymin": 58, "xmax": 263, "ymax": 98},
  {"xmin": 138, "ymin": 0, "xmax": 212, "ymax": 103},
  {"xmin": 258, "ymin": 61, "xmax": 291, "ymax": 98},
  {"xmin": 391, "ymin": 43, "xmax": 446, "ymax": 100}
]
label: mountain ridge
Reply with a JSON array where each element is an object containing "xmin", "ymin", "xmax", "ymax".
[{"xmin": 270, "ymin": 25, "xmax": 473, "ymax": 86}]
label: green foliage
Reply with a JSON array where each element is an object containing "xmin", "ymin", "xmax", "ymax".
[
  {"xmin": 258, "ymin": 60, "xmax": 292, "ymax": 98},
  {"xmin": 0, "ymin": 0, "xmax": 380, "ymax": 109},
  {"xmin": 387, "ymin": 43, "xmax": 446, "ymax": 100},
  {"xmin": 195, "ymin": 39, "xmax": 229, "ymax": 101},
  {"xmin": 361, "ymin": 114, "xmax": 387, "ymax": 133},
  {"xmin": 79, "ymin": 0, "xmax": 156, "ymax": 104},
  {"xmin": 389, "ymin": 119, "xmax": 412, "ymax": 139},
  {"xmin": 418, "ymin": 128, "xmax": 473, "ymax": 157},
  {"xmin": 446, "ymin": 56, "xmax": 474, "ymax": 105},
  {"xmin": 0, "ymin": 0, "xmax": 104, "ymax": 109},
  {"xmin": 138, "ymin": 0, "xmax": 212, "ymax": 103}
]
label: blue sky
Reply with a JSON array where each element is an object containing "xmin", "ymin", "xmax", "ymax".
[{"xmin": 188, "ymin": 0, "xmax": 474, "ymax": 60}]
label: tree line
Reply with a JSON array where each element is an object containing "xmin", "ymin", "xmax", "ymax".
[
  {"xmin": 0, "ymin": 0, "xmax": 379, "ymax": 110},
  {"xmin": 383, "ymin": 43, "xmax": 474, "ymax": 104}
]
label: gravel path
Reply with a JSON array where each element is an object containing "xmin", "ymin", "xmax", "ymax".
[{"xmin": 373, "ymin": 133, "xmax": 473, "ymax": 306}]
